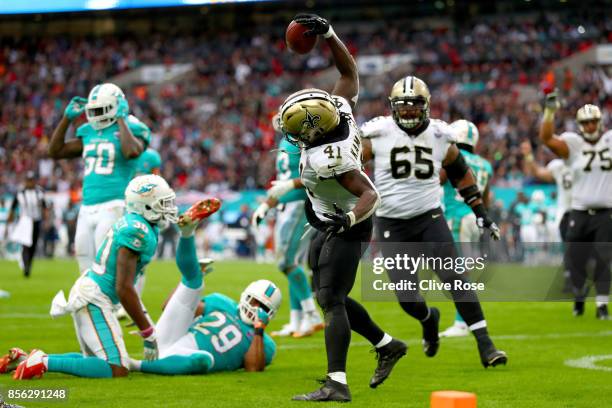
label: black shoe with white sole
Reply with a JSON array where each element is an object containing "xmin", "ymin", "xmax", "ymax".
[
  {"xmin": 292, "ymin": 377, "xmax": 351, "ymax": 402},
  {"xmin": 369, "ymin": 339, "xmax": 408, "ymax": 388}
]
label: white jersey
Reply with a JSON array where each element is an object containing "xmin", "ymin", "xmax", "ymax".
[
  {"xmin": 361, "ymin": 116, "xmax": 456, "ymax": 219},
  {"xmin": 299, "ymin": 96, "xmax": 374, "ymax": 223},
  {"xmin": 546, "ymin": 159, "xmax": 572, "ymax": 222},
  {"xmin": 560, "ymin": 130, "xmax": 612, "ymax": 210}
]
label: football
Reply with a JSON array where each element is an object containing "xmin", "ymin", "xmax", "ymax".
[{"xmin": 285, "ymin": 20, "xmax": 316, "ymax": 54}]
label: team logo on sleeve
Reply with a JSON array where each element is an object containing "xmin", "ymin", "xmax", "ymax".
[{"xmin": 301, "ymin": 110, "xmax": 321, "ymax": 130}]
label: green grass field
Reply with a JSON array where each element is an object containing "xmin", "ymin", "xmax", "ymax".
[{"xmin": 1, "ymin": 259, "xmax": 611, "ymax": 407}]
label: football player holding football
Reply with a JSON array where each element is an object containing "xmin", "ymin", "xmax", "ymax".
[
  {"xmin": 273, "ymin": 14, "xmax": 406, "ymax": 402},
  {"xmin": 361, "ymin": 76, "xmax": 507, "ymax": 368},
  {"xmin": 539, "ymin": 92, "xmax": 612, "ymax": 319},
  {"xmin": 11, "ymin": 175, "xmax": 181, "ymax": 379},
  {"xmin": 48, "ymin": 83, "xmax": 150, "ymax": 273},
  {"xmin": 251, "ymin": 114, "xmax": 323, "ymax": 338}
]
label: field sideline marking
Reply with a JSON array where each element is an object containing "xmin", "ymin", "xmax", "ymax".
[
  {"xmin": 565, "ymin": 355, "xmax": 612, "ymax": 372},
  {"xmin": 278, "ymin": 330, "xmax": 612, "ymax": 350}
]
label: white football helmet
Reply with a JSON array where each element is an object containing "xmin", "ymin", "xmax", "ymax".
[
  {"xmin": 576, "ymin": 104, "xmax": 602, "ymax": 142},
  {"xmin": 125, "ymin": 175, "xmax": 178, "ymax": 226},
  {"xmin": 86, "ymin": 83, "xmax": 125, "ymax": 130},
  {"xmin": 451, "ymin": 119, "xmax": 480, "ymax": 151},
  {"xmin": 531, "ymin": 189, "xmax": 546, "ymax": 204},
  {"xmin": 239, "ymin": 279, "xmax": 282, "ymax": 326}
]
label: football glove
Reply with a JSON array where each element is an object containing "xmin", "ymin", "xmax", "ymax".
[
  {"xmin": 322, "ymin": 204, "xmax": 353, "ymax": 234},
  {"xmin": 267, "ymin": 179, "xmax": 295, "ymax": 200},
  {"xmin": 477, "ymin": 216, "xmax": 501, "ymax": 241},
  {"xmin": 251, "ymin": 202, "xmax": 270, "ymax": 228},
  {"xmin": 294, "ymin": 13, "xmax": 332, "ymax": 38},
  {"xmin": 254, "ymin": 307, "xmax": 271, "ymax": 329},
  {"xmin": 115, "ymin": 95, "xmax": 130, "ymax": 119},
  {"xmin": 544, "ymin": 89, "xmax": 561, "ymax": 113},
  {"xmin": 64, "ymin": 96, "xmax": 87, "ymax": 121},
  {"xmin": 143, "ymin": 332, "xmax": 158, "ymax": 361}
]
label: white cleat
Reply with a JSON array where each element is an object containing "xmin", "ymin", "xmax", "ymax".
[
  {"xmin": 271, "ymin": 323, "xmax": 299, "ymax": 338},
  {"xmin": 0, "ymin": 289, "xmax": 10, "ymax": 299},
  {"xmin": 115, "ymin": 306, "xmax": 128, "ymax": 321},
  {"xmin": 440, "ymin": 323, "xmax": 469, "ymax": 338},
  {"xmin": 293, "ymin": 315, "xmax": 325, "ymax": 338}
]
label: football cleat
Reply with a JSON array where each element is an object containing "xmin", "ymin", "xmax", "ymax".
[
  {"xmin": 440, "ymin": 322, "xmax": 469, "ymax": 338},
  {"xmin": 0, "ymin": 348, "xmax": 27, "ymax": 374},
  {"xmin": 422, "ymin": 307, "xmax": 440, "ymax": 357},
  {"xmin": 596, "ymin": 304, "xmax": 610, "ymax": 320},
  {"xmin": 271, "ymin": 323, "xmax": 298, "ymax": 338},
  {"xmin": 13, "ymin": 349, "xmax": 47, "ymax": 380},
  {"xmin": 480, "ymin": 347, "xmax": 508, "ymax": 368},
  {"xmin": 369, "ymin": 339, "xmax": 408, "ymax": 388},
  {"xmin": 178, "ymin": 198, "xmax": 221, "ymax": 236},
  {"xmin": 292, "ymin": 315, "xmax": 325, "ymax": 338},
  {"xmin": 292, "ymin": 377, "xmax": 351, "ymax": 402},
  {"xmin": 573, "ymin": 301, "xmax": 585, "ymax": 317}
]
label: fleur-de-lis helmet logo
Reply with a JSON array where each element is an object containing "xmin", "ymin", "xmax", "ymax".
[{"xmin": 301, "ymin": 109, "xmax": 321, "ymax": 130}]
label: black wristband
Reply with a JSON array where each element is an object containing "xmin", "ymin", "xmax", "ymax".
[
  {"xmin": 254, "ymin": 327, "xmax": 264, "ymax": 336},
  {"xmin": 459, "ymin": 184, "xmax": 482, "ymax": 205}
]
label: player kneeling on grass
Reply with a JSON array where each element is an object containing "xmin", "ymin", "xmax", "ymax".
[
  {"xmin": 128, "ymin": 213, "xmax": 280, "ymax": 375},
  {"xmin": 7, "ymin": 175, "xmax": 183, "ymax": 380}
]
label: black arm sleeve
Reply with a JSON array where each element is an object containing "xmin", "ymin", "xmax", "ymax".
[{"xmin": 442, "ymin": 152, "xmax": 470, "ymax": 187}]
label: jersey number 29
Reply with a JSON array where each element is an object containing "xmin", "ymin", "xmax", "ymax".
[{"xmin": 193, "ymin": 311, "xmax": 243, "ymax": 353}]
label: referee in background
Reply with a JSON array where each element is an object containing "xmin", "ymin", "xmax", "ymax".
[{"xmin": 6, "ymin": 171, "xmax": 47, "ymax": 278}]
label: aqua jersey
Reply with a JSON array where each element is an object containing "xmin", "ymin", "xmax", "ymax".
[
  {"xmin": 77, "ymin": 115, "xmax": 151, "ymax": 205},
  {"xmin": 515, "ymin": 202, "xmax": 548, "ymax": 226},
  {"xmin": 443, "ymin": 150, "xmax": 493, "ymax": 221},
  {"xmin": 87, "ymin": 213, "xmax": 159, "ymax": 304},
  {"xmin": 189, "ymin": 293, "xmax": 276, "ymax": 372},
  {"xmin": 134, "ymin": 148, "xmax": 162, "ymax": 175},
  {"xmin": 276, "ymin": 138, "xmax": 306, "ymax": 204}
]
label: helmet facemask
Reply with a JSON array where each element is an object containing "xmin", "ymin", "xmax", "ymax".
[{"xmin": 390, "ymin": 96, "xmax": 429, "ymax": 131}]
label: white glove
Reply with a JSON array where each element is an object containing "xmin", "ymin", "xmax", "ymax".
[
  {"xmin": 251, "ymin": 202, "xmax": 270, "ymax": 228},
  {"xmin": 142, "ymin": 330, "xmax": 158, "ymax": 361},
  {"xmin": 267, "ymin": 180, "xmax": 295, "ymax": 200}
]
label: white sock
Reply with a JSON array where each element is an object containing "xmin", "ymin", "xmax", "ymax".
[
  {"xmin": 301, "ymin": 297, "xmax": 317, "ymax": 314},
  {"xmin": 328, "ymin": 371, "xmax": 347, "ymax": 385},
  {"xmin": 290, "ymin": 310, "xmax": 302, "ymax": 330},
  {"xmin": 468, "ymin": 320, "xmax": 487, "ymax": 331},
  {"xmin": 596, "ymin": 295, "xmax": 609, "ymax": 307},
  {"xmin": 375, "ymin": 333, "xmax": 392, "ymax": 349},
  {"xmin": 128, "ymin": 358, "xmax": 142, "ymax": 371}
]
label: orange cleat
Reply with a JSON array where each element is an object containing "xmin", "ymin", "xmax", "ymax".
[
  {"xmin": 13, "ymin": 349, "xmax": 47, "ymax": 380},
  {"xmin": 178, "ymin": 198, "xmax": 221, "ymax": 236},
  {"xmin": 0, "ymin": 348, "xmax": 27, "ymax": 374}
]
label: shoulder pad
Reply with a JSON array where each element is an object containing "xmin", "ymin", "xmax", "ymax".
[
  {"xmin": 308, "ymin": 140, "xmax": 360, "ymax": 179},
  {"xmin": 360, "ymin": 116, "xmax": 392, "ymax": 139}
]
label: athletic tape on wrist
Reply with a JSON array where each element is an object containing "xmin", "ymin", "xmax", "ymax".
[{"xmin": 324, "ymin": 26, "xmax": 335, "ymax": 38}]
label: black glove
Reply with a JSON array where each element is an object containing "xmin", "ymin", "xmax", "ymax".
[
  {"xmin": 322, "ymin": 204, "xmax": 352, "ymax": 234},
  {"xmin": 293, "ymin": 13, "xmax": 331, "ymax": 37},
  {"xmin": 473, "ymin": 203, "xmax": 501, "ymax": 241}
]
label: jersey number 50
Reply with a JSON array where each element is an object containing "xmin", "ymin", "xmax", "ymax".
[
  {"xmin": 83, "ymin": 143, "xmax": 115, "ymax": 175},
  {"xmin": 390, "ymin": 146, "xmax": 434, "ymax": 179}
]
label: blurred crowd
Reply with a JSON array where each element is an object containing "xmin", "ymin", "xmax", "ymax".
[{"xmin": 0, "ymin": 11, "xmax": 611, "ymax": 259}]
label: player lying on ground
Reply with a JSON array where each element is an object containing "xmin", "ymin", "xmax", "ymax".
[
  {"xmin": 251, "ymin": 114, "xmax": 323, "ymax": 339},
  {"xmin": 5, "ymin": 175, "xmax": 194, "ymax": 379},
  {"xmin": 128, "ymin": 216, "xmax": 280, "ymax": 375}
]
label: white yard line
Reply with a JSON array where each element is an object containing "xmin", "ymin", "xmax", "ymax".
[{"xmin": 565, "ymin": 355, "xmax": 612, "ymax": 372}]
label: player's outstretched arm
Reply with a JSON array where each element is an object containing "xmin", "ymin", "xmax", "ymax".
[
  {"xmin": 294, "ymin": 14, "xmax": 358, "ymax": 108},
  {"xmin": 443, "ymin": 145, "xmax": 500, "ymax": 239},
  {"xmin": 48, "ymin": 97, "xmax": 87, "ymax": 159},
  {"xmin": 520, "ymin": 141, "xmax": 554, "ymax": 183},
  {"xmin": 539, "ymin": 90, "xmax": 569, "ymax": 159}
]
